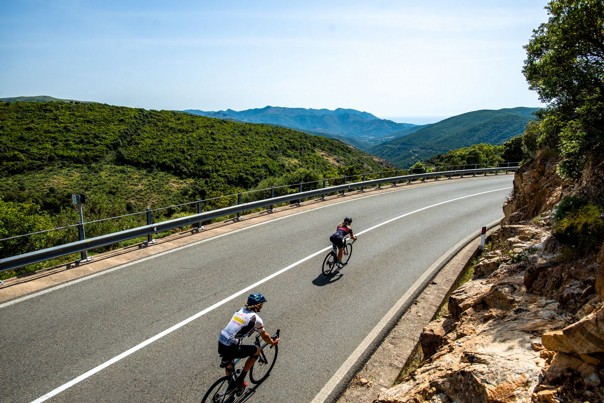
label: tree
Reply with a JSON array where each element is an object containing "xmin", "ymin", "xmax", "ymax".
[
  {"xmin": 501, "ymin": 136, "xmax": 525, "ymax": 164},
  {"xmin": 523, "ymin": 0, "xmax": 604, "ymax": 178},
  {"xmin": 0, "ymin": 198, "xmax": 59, "ymax": 259}
]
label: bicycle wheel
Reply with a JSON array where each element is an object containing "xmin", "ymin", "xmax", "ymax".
[
  {"xmin": 249, "ymin": 343, "xmax": 279, "ymax": 384},
  {"xmin": 342, "ymin": 242, "xmax": 353, "ymax": 264},
  {"xmin": 201, "ymin": 376, "xmax": 233, "ymax": 403},
  {"xmin": 321, "ymin": 251, "xmax": 337, "ymax": 276}
]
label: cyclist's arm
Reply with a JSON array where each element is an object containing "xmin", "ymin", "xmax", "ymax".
[
  {"xmin": 260, "ymin": 329, "xmax": 280, "ymax": 346},
  {"xmin": 349, "ymin": 228, "xmax": 357, "ymax": 240}
]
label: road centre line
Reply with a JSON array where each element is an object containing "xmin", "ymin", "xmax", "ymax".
[{"xmin": 30, "ymin": 186, "xmax": 511, "ymax": 402}]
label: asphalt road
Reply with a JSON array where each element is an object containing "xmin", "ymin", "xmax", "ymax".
[{"xmin": 0, "ymin": 175, "xmax": 513, "ymax": 403}]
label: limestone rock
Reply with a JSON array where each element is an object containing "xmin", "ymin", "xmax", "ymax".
[
  {"xmin": 375, "ymin": 221, "xmax": 604, "ymax": 403},
  {"xmin": 447, "ymin": 280, "xmax": 491, "ymax": 319},
  {"xmin": 542, "ymin": 306, "xmax": 604, "ymax": 355}
]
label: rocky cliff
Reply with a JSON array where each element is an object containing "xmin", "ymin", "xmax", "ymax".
[{"xmin": 376, "ymin": 151, "xmax": 604, "ymax": 402}]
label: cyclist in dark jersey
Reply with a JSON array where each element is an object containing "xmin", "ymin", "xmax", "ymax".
[
  {"xmin": 217, "ymin": 293, "xmax": 280, "ymax": 390},
  {"xmin": 329, "ymin": 217, "xmax": 357, "ymax": 265}
]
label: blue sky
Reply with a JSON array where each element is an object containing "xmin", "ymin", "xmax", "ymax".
[{"xmin": 0, "ymin": 1, "xmax": 549, "ymax": 124}]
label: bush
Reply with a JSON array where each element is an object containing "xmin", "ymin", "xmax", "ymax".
[{"xmin": 552, "ymin": 196, "xmax": 604, "ymax": 253}]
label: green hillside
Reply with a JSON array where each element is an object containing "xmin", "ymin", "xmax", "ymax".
[
  {"xmin": 370, "ymin": 107, "xmax": 539, "ymax": 167},
  {"xmin": 0, "ymin": 100, "xmax": 391, "ymax": 269}
]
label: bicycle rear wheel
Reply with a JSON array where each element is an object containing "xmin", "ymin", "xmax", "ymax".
[
  {"xmin": 201, "ymin": 376, "xmax": 232, "ymax": 403},
  {"xmin": 321, "ymin": 251, "xmax": 337, "ymax": 276},
  {"xmin": 342, "ymin": 242, "xmax": 353, "ymax": 264},
  {"xmin": 249, "ymin": 343, "xmax": 279, "ymax": 384}
]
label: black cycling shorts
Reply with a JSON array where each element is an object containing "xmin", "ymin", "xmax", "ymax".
[
  {"xmin": 218, "ymin": 341, "xmax": 257, "ymax": 360},
  {"xmin": 330, "ymin": 233, "xmax": 344, "ymax": 248}
]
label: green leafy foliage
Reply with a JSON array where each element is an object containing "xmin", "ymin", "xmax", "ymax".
[
  {"xmin": 523, "ymin": 0, "xmax": 604, "ymax": 179},
  {"xmin": 0, "ymin": 198, "xmax": 61, "ymax": 256},
  {"xmin": 422, "ymin": 143, "xmax": 507, "ymax": 169},
  {"xmin": 552, "ymin": 196, "xmax": 604, "ymax": 254}
]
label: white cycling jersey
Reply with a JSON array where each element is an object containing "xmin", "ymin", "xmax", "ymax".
[{"xmin": 218, "ymin": 307, "xmax": 265, "ymax": 346}]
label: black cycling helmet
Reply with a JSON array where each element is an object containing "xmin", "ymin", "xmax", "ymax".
[
  {"xmin": 247, "ymin": 292, "xmax": 267, "ymax": 306},
  {"xmin": 344, "ymin": 217, "xmax": 352, "ymax": 225}
]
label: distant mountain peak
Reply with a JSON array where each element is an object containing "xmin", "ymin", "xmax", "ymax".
[{"xmin": 184, "ymin": 106, "xmax": 421, "ymax": 150}]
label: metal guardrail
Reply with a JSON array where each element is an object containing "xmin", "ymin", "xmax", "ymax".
[{"xmin": 0, "ymin": 167, "xmax": 518, "ymax": 272}]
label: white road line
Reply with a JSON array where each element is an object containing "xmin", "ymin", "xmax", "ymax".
[
  {"xmin": 311, "ymin": 215, "xmax": 503, "ymax": 403},
  {"xmin": 30, "ymin": 186, "xmax": 510, "ymax": 402}
]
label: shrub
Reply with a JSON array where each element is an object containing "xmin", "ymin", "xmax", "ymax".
[{"xmin": 552, "ymin": 196, "xmax": 604, "ymax": 253}]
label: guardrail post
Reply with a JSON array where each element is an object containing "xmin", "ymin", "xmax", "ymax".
[
  {"xmin": 236, "ymin": 193, "xmax": 242, "ymax": 221},
  {"xmin": 269, "ymin": 186, "xmax": 275, "ymax": 213},
  {"xmin": 361, "ymin": 175, "xmax": 366, "ymax": 192},
  {"xmin": 297, "ymin": 182, "xmax": 302, "ymax": 206},
  {"xmin": 321, "ymin": 179, "xmax": 326, "ymax": 200},
  {"xmin": 74, "ymin": 197, "xmax": 90, "ymax": 264},
  {"xmin": 341, "ymin": 176, "xmax": 347, "ymax": 196},
  {"xmin": 77, "ymin": 220, "xmax": 88, "ymax": 263},
  {"xmin": 193, "ymin": 200, "xmax": 204, "ymax": 232},
  {"xmin": 146, "ymin": 208, "xmax": 155, "ymax": 245}
]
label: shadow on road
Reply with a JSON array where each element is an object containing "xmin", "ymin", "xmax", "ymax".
[{"xmin": 311, "ymin": 271, "xmax": 343, "ymax": 286}]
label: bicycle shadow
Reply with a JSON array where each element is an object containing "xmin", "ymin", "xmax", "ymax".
[
  {"xmin": 230, "ymin": 379, "xmax": 268, "ymax": 402},
  {"xmin": 234, "ymin": 387, "xmax": 256, "ymax": 402},
  {"xmin": 311, "ymin": 271, "xmax": 343, "ymax": 286}
]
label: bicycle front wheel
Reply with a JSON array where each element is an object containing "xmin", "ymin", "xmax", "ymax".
[
  {"xmin": 342, "ymin": 242, "xmax": 353, "ymax": 264},
  {"xmin": 201, "ymin": 376, "xmax": 232, "ymax": 403},
  {"xmin": 249, "ymin": 343, "xmax": 279, "ymax": 384},
  {"xmin": 321, "ymin": 252, "xmax": 337, "ymax": 276}
]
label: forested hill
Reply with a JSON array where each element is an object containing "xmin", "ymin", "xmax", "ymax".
[
  {"xmin": 370, "ymin": 107, "xmax": 540, "ymax": 167},
  {"xmin": 186, "ymin": 106, "xmax": 421, "ymax": 151},
  {"xmin": 0, "ymin": 100, "xmax": 390, "ymax": 221}
]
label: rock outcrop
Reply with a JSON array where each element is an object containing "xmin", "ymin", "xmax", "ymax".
[{"xmin": 376, "ymin": 153, "xmax": 604, "ymax": 402}]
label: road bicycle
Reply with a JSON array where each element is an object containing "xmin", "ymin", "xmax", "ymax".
[
  {"xmin": 322, "ymin": 236, "xmax": 354, "ymax": 276},
  {"xmin": 201, "ymin": 329, "xmax": 280, "ymax": 403}
]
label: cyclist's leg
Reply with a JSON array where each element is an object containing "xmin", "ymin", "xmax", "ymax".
[
  {"xmin": 242, "ymin": 345, "xmax": 261, "ymax": 371},
  {"xmin": 333, "ymin": 236, "xmax": 344, "ymax": 262},
  {"xmin": 218, "ymin": 342, "xmax": 235, "ymax": 376},
  {"xmin": 233, "ymin": 344, "xmax": 259, "ymax": 387}
]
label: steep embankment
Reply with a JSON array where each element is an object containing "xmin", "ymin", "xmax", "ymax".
[{"xmin": 376, "ymin": 151, "xmax": 604, "ymax": 402}]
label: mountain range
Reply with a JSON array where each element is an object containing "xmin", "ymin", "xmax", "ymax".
[
  {"xmin": 186, "ymin": 106, "xmax": 540, "ymax": 167},
  {"xmin": 185, "ymin": 106, "xmax": 422, "ymax": 151},
  {"xmin": 2, "ymin": 97, "xmax": 540, "ymax": 168}
]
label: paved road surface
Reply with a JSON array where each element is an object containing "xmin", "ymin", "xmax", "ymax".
[{"xmin": 0, "ymin": 175, "xmax": 513, "ymax": 402}]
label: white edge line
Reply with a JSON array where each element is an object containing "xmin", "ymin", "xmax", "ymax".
[
  {"xmin": 310, "ymin": 215, "xmax": 504, "ymax": 403},
  {"xmin": 30, "ymin": 186, "xmax": 511, "ymax": 402}
]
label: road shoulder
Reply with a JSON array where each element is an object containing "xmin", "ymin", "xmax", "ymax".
[{"xmin": 336, "ymin": 231, "xmax": 488, "ymax": 402}]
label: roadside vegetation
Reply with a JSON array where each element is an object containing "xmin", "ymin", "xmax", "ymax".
[
  {"xmin": 406, "ymin": 139, "xmax": 524, "ymax": 173},
  {"xmin": 0, "ymin": 100, "xmax": 393, "ymax": 278}
]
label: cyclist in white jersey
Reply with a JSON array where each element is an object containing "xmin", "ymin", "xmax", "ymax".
[{"xmin": 217, "ymin": 293, "xmax": 280, "ymax": 390}]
